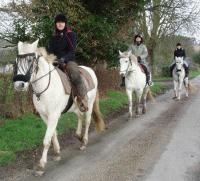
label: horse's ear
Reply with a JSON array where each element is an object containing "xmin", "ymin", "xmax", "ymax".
[
  {"xmin": 32, "ymin": 39, "xmax": 39, "ymax": 50},
  {"xmin": 127, "ymin": 51, "xmax": 132, "ymax": 57},
  {"xmin": 119, "ymin": 51, "xmax": 123, "ymax": 57},
  {"xmin": 18, "ymin": 41, "xmax": 23, "ymax": 53}
]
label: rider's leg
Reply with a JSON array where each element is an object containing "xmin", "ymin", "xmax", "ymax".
[
  {"xmin": 120, "ymin": 77, "xmax": 125, "ymax": 87},
  {"xmin": 66, "ymin": 61, "xmax": 88, "ymax": 112},
  {"xmin": 170, "ymin": 62, "xmax": 176, "ymax": 77},
  {"xmin": 183, "ymin": 61, "xmax": 189, "ymax": 77},
  {"xmin": 139, "ymin": 62, "xmax": 154, "ymax": 86}
]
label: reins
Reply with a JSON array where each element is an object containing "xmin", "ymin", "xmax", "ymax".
[{"xmin": 30, "ymin": 64, "xmax": 57, "ymax": 101}]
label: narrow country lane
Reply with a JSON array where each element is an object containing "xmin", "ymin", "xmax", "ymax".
[{"xmin": 3, "ymin": 76, "xmax": 200, "ymax": 181}]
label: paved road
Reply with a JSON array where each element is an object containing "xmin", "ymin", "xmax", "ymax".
[{"xmin": 4, "ymin": 76, "xmax": 200, "ymax": 181}]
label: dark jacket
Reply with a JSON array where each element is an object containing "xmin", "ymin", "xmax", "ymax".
[
  {"xmin": 174, "ymin": 48, "xmax": 186, "ymax": 60},
  {"xmin": 48, "ymin": 29, "xmax": 77, "ymax": 63}
]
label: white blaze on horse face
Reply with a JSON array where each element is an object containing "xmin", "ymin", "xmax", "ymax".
[{"xmin": 119, "ymin": 58, "xmax": 129, "ymax": 77}]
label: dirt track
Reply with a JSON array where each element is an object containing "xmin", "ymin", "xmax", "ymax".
[{"xmin": 1, "ymin": 77, "xmax": 200, "ymax": 181}]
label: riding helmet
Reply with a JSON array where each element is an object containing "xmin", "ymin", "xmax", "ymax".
[
  {"xmin": 55, "ymin": 14, "xmax": 68, "ymax": 24},
  {"xmin": 134, "ymin": 34, "xmax": 143, "ymax": 43},
  {"xmin": 176, "ymin": 43, "xmax": 181, "ymax": 46}
]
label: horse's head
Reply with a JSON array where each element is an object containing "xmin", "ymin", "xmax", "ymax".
[
  {"xmin": 175, "ymin": 56, "xmax": 183, "ymax": 74},
  {"xmin": 119, "ymin": 50, "xmax": 138, "ymax": 77},
  {"xmin": 13, "ymin": 39, "xmax": 39, "ymax": 91}
]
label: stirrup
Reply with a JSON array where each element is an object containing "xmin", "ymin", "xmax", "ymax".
[{"xmin": 148, "ymin": 81, "xmax": 154, "ymax": 86}]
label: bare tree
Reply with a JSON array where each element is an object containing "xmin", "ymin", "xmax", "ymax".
[{"xmin": 135, "ymin": 0, "xmax": 200, "ymax": 67}]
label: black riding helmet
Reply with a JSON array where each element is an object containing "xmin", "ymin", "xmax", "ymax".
[
  {"xmin": 55, "ymin": 14, "xmax": 68, "ymax": 24},
  {"xmin": 134, "ymin": 34, "xmax": 143, "ymax": 44}
]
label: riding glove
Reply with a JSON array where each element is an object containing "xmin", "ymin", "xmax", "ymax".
[{"xmin": 137, "ymin": 56, "xmax": 141, "ymax": 62}]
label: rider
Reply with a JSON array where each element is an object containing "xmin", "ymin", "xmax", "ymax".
[
  {"xmin": 170, "ymin": 43, "xmax": 189, "ymax": 77},
  {"xmin": 120, "ymin": 34, "xmax": 154, "ymax": 87},
  {"xmin": 48, "ymin": 13, "xmax": 88, "ymax": 112}
]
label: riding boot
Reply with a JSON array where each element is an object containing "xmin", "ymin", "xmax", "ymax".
[
  {"xmin": 170, "ymin": 62, "xmax": 176, "ymax": 77},
  {"xmin": 119, "ymin": 77, "xmax": 125, "ymax": 87},
  {"xmin": 140, "ymin": 62, "xmax": 154, "ymax": 86},
  {"xmin": 66, "ymin": 61, "xmax": 88, "ymax": 112},
  {"xmin": 183, "ymin": 62, "xmax": 189, "ymax": 78}
]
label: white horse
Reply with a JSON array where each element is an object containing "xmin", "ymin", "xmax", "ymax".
[
  {"xmin": 172, "ymin": 56, "xmax": 189, "ymax": 100},
  {"xmin": 119, "ymin": 51, "xmax": 154, "ymax": 120},
  {"xmin": 13, "ymin": 39, "xmax": 105, "ymax": 176}
]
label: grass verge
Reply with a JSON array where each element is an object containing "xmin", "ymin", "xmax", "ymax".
[{"xmin": 0, "ymin": 83, "xmax": 169, "ymax": 166}]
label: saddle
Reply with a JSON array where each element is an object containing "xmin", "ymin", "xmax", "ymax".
[{"xmin": 55, "ymin": 67, "xmax": 95, "ymax": 113}]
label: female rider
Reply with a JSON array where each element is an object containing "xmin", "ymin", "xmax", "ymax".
[{"xmin": 48, "ymin": 14, "xmax": 88, "ymax": 112}]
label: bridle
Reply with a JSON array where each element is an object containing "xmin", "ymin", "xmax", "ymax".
[
  {"xmin": 13, "ymin": 53, "xmax": 56, "ymax": 101},
  {"xmin": 120, "ymin": 56, "xmax": 137, "ymax": 76}
]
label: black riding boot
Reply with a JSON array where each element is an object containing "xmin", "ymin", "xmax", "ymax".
[
  {"xmin": 66, "ymin": 61, "xmax": 88, "ymax": 112},
  {"xmin": 140, "ymin": 62, "xmax": 154, "ymax": 86},
  {"xmin": 170, "ymin": 62, "xmax": 176, "ymax": 77},
  {"xmin": 120, "ymin": 77, "xmax": 125, "ymax": 87},
  {"xmin": 183, "ymin": 63, "xmax": 189, "ymax": 77}
]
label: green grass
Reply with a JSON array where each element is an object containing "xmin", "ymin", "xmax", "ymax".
[{"xmin": 0, "ymin": 83, "xmax": 178, "ymax": 166}]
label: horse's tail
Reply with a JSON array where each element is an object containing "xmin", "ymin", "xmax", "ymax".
[
  {"xmin": 92, "ymin": 89, "xmax": 105, "ymax": 132},
  {"xmin": 188, "ymin": 82, "xmax": 198, "ymax": 94},
  {"xmin": 147, "ymin": 89, "xmax": 155, "ymax": 103}
]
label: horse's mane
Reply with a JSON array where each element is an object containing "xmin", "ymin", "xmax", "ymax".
[{"xmin": 36, "ymin": 47, "xmax": 57, "ymax": 64}]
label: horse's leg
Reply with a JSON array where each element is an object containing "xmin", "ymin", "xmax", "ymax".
[
  {"xmin": 178, "ymin": 79, "xmax": 183, "ymax": 100},
  {"xmin": 35, "ymin": 113, "xmax": 60, "ymax": 176},
  {"xmin": 52, "ymin": 130, "xmax": 61, "ymax": 161},
  {"xmin": 142, "ymin": 88, "xmax": 149, "ymax": 114},
  {"xmin": 173, "ymin": 80, "xmax": 177, "ymax": 99},
  {"xmin": 75, "ymin": 112, "xmax": 84, "ymax": 142},
  {"xmin": 126, "ymin": 89, "xmax": 133, "ymax": 120},
  {"xmin": 135, "ymin": 90, "xmax": 142, "ymax": 117},
  {"xmin": 80, "ymin": 105, "xmax": 93, "ymax": 150}
]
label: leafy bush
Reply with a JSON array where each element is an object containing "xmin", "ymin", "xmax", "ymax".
[
  {"xmin": 193, "ymin": 51, "xmax": 200, "ymax": 64},
  {"xmin": 160, "ymin": 65, "xmax": 170, "ymax": 77}
]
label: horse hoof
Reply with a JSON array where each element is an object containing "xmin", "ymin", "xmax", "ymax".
[
  {"xmin": 35, "ymin": 171, "xmax": 44, "ymax": 177},
  {"xmin": 173, "ymin": 97, "xmax": 177, "ymax": 99},
  {"xmin": 127, "ymin": 117, "xmax": 132, "ymax": 121},
  {"xmin": 76, "ymin": 134, "xmax": 83, "ymax": 142},
  {"xmin": 53, "ymin": 156, "xmax": 61, "ymax": 162},
  {"xmin": 80, "ymin": 145, "xmax": 86, "ymax": 150},
  {"xmin": 135, "ymin": 114, "xmax": 140, "ymax": 118},
  {"xmin": 142, "ymin": 110, "xmax": 146, "ymax": 114}
]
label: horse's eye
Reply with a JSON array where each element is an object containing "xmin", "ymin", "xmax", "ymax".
[{"xmin": 125, "ymin": 61, "xmax": 128, "ymax": 63}]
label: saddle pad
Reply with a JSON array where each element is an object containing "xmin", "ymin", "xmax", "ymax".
[{"xmin": 55, "ymin": 67, "xmax": 95, "ymax": 95}]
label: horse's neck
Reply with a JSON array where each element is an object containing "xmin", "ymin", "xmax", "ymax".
[{"xmin": 128, "ymin": 60, "xmax": 138, "ymax": 72}]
